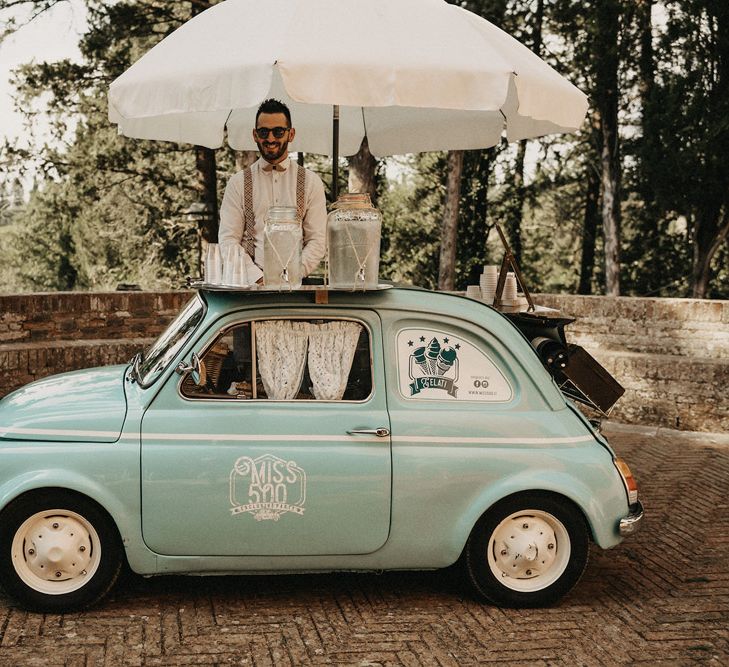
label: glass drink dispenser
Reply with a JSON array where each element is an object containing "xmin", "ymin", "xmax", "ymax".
[
  {"xmin": 327, "ymin": 193, "xmax": 382, "ymax": 290},
  {"xmin": 263, "ymin": 206, "xmax": 303, "ymax": 290}
]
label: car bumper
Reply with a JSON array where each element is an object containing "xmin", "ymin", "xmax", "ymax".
[{"xmin": 619, "ymin": 500, "xmax": 644, "ymax": 536}]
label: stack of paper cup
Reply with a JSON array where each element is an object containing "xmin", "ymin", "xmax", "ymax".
[
  {"xmin": 465, "ymin": 285, "xmax": 481, "ymax": 299},
  {"xmin": 204, "ymin": 243, "xmax": 222, "ymax": 284},
  {"xmin": 503, "ymin": 271, "xmax": 518, "ymax": 304},
  {"xmin": 222, "ymin": 245, "xmax": 250, "ymax": 287},
  {"xmin": 479, "ymin": 265, "xmax": 499, "ymax": 303}
]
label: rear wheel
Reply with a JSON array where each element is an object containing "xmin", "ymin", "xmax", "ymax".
[
  {"xmin": 465, "ymin": 492, "xmax": 589, "ymax": 607},
  {"xmin": 0, "ymin": 490, "xmax": 123, "ymax": 612}
]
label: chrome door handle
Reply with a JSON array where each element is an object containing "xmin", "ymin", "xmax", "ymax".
[{"xmin": 347, "ymin": 427, "xmax": 390, "ymax": 438}]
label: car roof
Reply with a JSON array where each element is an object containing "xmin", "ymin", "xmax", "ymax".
[
  {"xmin": 198, "ymin": 284, "xmax": 497, "ymax": 319},
  {"xmin": 195, "ymin": 285, "xmax": 534, "ymax": 348}
]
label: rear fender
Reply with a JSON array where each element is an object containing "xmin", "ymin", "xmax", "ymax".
[{"xmin": 452, "ymin": 470, "xmax": 628, "ymax": 553}]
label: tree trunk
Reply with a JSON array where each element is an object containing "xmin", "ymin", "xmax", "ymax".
[
  {"xmin": 636, "ymin": 0, "xmax": 664, "ymax": 290},
  {"xmin": 348, "ymin": 137, "xmax": 377, "ymax": 204},
  {"xmin": 195, "ymin": 146, "xmax": 218, "ymax": 243},
  {"xmin": 637, "ymin": 0, "xmax": 655, "ymax": 146},
  {"xmin": 579, "ymin": 111, "xmax": 603, "ymax": 294},
  {"xmin": 594, "ymin": 0, "xmax": 622, "ymax": 295},
  {"xmin": 600, "ymin": 134, "xmax": 621, "ymax": 295},
  {"xmin": 507, "ymin": 141, "xmax": 526, "ymax": 265},
  {"xmin": 457, "ymin": 149, "xmax": 494, "ymax": 285},
  {"xmin": 438, "ymin": 150, "xmax": 464, "ymax": 290},
  {"xmin": 692, "ymin": 212, "xmax": 729, "ymax": 298},
  {"xmin": 690, "ymin": 4, "xmax": 729, "ymax": 297},
  {"xmin": 579, "ymin": 161, "xmax": 601, "ymax": 294},
  {"xmin": 58, "ymin": 229, "xmax": 78, "ymax": 290}
]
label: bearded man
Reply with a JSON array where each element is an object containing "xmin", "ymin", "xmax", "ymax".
[{"xmin": 218, "ymin": 98, "xmax": 327, "ymax": 283}]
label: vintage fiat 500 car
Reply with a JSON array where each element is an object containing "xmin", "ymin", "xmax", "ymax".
[{"xmin": 0, "ymin": 287, "xmax": 643, "ymax": 612}]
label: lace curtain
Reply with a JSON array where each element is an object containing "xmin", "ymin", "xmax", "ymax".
[
  {"xmin": 255, "ymin": 320, "xmax": 363, "ymax": 401},
  {"xmin": 255, "ymin": 320, "xmax": 309, "ymax": 400},
  {"xmin": 307, "ymin": 321, "xmax": 362, "ymax": 400}
]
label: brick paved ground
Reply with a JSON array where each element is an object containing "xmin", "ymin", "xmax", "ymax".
[{"xmin": 0, "ymin": 424, "xmax": 727, "ymax": 666}]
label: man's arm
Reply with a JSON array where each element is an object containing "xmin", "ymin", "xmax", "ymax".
[
  {"xmin": 301, "ymin": 174, "xmax": 327, "ymax": 277},
  {"xmin": 218, "ymin": 174, "xmax": 244, "ymax": 247},
  {"xmin": 218, "ymin": 172, "xmax": 263, "ymax": 284}
]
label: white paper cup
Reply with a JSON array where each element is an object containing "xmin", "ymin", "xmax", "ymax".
[
  {"xmin": 466, "ymin": 285, "xmax": 481, "ymax": 299},
  {"xmin": 503, "ymin": 272, "xmax": 518, "ymax": 302},
  {"xmin": 482, "ymin": 265, "xmax": 498, "ymax": 280}
]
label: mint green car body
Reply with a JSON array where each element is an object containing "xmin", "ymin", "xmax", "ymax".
[{"xmin": 0, "ymin": 288, "xmax": 633, "ymax": 585}]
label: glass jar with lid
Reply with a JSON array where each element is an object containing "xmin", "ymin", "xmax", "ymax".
[
  {"xmin": 263, "ymin": 206, "xmax": 303, "ymax": 290},
  {"xmin": 327, "ymin": 193, "xmax": 382, "ymax": 289}
]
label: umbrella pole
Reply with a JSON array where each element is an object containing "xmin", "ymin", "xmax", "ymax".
[{"xmin": 332, "ymin": 104, "xmax": 340, "ymax": 202}]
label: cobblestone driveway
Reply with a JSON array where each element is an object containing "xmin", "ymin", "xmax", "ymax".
[{"xmin": 1, "ymin": 425, "xmax": 727, "ymax": 666}]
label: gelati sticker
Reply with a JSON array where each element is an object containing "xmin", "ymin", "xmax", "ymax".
[{"xmin": 396, "ymin": 328, "xmax": 512, "ymax": 402}]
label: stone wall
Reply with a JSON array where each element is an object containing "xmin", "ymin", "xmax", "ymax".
[
  {"xmin": 0, "ymin": 291, "xmax": 192, "ymax": 396},
  {"xmin": 1, "ymin": 290, "xmax": 727, "ymax": 432},
  {"xmin": 534, "ymin": 294, "xmax": 729, "ymax": 433}
]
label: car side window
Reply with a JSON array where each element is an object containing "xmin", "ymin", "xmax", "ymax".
[
  {"xmin": 182, "ymin": 319, "xmax": 372, "ymax": 401},
  {"xmin": 181, "ymin": 322, "xmax": 254, "ymax": 399}
]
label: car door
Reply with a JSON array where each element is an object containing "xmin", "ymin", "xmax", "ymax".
[{"xmin": 140, "ymin": 307, "xmax": 391, "ymax": 557}]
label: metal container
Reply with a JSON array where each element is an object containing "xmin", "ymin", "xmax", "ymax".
[
  {"xmin": 263, "ymin": 206, "xmax": 303, "ymax": 290},
  {"xmin": 327, "ymin": 193, "xmax": 382, "ymax": 289}
]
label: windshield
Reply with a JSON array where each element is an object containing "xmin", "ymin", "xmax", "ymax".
[{"xmin": 137, "ymin": 295, "xmax": 206, "ymax": 387}]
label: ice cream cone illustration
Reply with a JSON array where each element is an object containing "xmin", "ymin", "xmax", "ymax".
[
  {"xmin": 426, "ymin": 338, "xmax": 441, "ymax": 374},
  {"xmin": 435, "ymin": 347, "xmax": 457, "ymax": 376},
  {"xmin": 413, "ymin": 347, "xmax": 429, "ymax": 375}
]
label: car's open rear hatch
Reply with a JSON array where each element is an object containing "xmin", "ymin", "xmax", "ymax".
[{"xmin": 506, "ymin": 311, "xmax": 625, "ymax": 416}]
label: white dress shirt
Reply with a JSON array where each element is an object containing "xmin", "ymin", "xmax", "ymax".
[{"xmin": 218, "ymin": 156, "xmax": 327, "ymax": 283}]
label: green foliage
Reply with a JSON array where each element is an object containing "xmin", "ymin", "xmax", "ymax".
[
  {"xmin": 1, "ymin": 0, "xmax": 728, "ymax": 297},
  {"xmin": 643, "ymin": 1, "xmax": 729, "ymax": 297},
  {"xmin": 0, "ymin": 0, "xmax": 227, "ymax": 292},
  {"xmin": 379, "ymin": 154, "xmax": 444, "ymax": 289}
]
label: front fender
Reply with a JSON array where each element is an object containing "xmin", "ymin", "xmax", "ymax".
[
  {"xmin": 0, "ymin": 442, "xmax": 157, "ymax": 574},
  {"xmin": 0, "ymin": 467, "xmax": 136, "ymax": 543}
]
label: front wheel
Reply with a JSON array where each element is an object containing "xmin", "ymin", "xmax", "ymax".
[
  {"xmin": 0, "ymin": 490, "xmax": 123, "ymax": 612},
  {"xmin": 465, "ymin": 492, "xmax": 589, "ymax": 607}
]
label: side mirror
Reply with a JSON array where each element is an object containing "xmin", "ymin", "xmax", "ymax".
[
  {"xmin": 191, "ymin": 352, "xmax": 207, "ymax": 386},
  {"xmin": 126, "ymin": 352, "xmax": 142, "ymax": 383},
  {"xmin": 176, "ymin": 352, "xmax": 207, "ymax": 386}
]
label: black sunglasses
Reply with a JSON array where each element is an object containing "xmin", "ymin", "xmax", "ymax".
[{"xmin": 255, "ymin": 126, "xmax": 290, "ymax": 139}]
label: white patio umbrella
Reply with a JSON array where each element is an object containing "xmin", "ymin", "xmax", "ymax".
[{"xmin": 108, "ymin": 0, "xmax": 587, "ymax": 191}]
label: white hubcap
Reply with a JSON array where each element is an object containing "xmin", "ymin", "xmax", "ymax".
[
  {"xmin": 487, "ymin": 510, "xmax": 570, "ymax": 592},
  {"xmin": 11, "ymin": 510, "xmax": 101, "ymax": 595}
]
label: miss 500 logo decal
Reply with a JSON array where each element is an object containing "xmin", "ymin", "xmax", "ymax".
[{"xmin": 229, "ymin": 454, "xmax": 306, "ymax": 521}]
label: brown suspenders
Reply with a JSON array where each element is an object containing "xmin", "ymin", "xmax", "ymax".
[
  {"xmin": 242, "ymin": 164, "xmax": 306, "ymax": 260},
  {"xmin": 296, "ymin": 163, "xmax": 306, "ymax": 219},
  {"xmin": 242, "ymin": 167, "xmax": 255, "ymax": 258}
]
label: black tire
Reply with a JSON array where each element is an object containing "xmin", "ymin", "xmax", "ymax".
[
  {"xmin": 465, "ymin": 492, "xmax": 589, "ymax": 607},
  {"xmin": 0, "ymin": 489, "xmax": 123, "ymax": 613}
]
